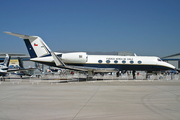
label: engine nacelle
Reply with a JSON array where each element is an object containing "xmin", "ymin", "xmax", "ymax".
[{"xmin": 61, "ymin": 52, "xmax": 87, "ymax": 63}]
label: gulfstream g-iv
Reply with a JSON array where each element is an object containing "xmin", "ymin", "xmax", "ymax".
[{"xmin": 5, "ymin": 32, "xmax": 175, "ymax": 78}]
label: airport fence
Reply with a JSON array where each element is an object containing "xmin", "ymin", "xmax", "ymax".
[
  {"xmin": 146, "ymin": 74, "xmax": 180, "ymax": 81},
  {"xmin": 1, "ymin": 73, "xmax": 180, "ymax": 85},
  {"xmin": 118, "ymin": 74, "xmax": 129, "ymax": 82},
  {"xmin": 103, "ymin": 74, "xmax": 114, "ymax": 83},
  {"xmin": 29, "ymin": 75, "xmax": 42, "ymax": 84},
  {"xmin": 69, "ymin": 74, "xmax": 79, "ymax": 83},
  {"xmin": 135, "ymin": 74, "xmax": 146, "ymax": 82}
]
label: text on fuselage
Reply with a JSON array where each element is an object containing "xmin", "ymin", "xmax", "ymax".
[{"xmin": 106, "ymin": 58, "xmax": 133, "ymax": 60}]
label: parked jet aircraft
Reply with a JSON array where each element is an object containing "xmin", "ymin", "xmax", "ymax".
[
  {"xmin": 0, "ymin": 54, "xmax": 36, "ymax": 81},
  {"xmin": 5, "ymin": 32, "xmax": 176, "ymax": 79},
  {"xmin": 10, "ymin": 57, "xmax": 41, "ymax": 78},
  {"xmin": 0, "ymin": 54, "xmax": 11, "ymax": 81}
]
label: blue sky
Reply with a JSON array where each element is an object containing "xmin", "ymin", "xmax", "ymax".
[{"xmin": 0, "ymin": 0, "xmax": 180, "ymax": 57}]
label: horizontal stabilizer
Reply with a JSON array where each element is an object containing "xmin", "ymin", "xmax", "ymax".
[{"xmin": 4, "ymin": 32, "xmax": 37, "ymax": 39}]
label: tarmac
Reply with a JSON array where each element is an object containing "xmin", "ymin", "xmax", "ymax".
[{"xmin": 0, "ymin": 78, "xmax": 180, "ymax": 120}]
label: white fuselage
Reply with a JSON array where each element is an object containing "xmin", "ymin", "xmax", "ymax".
[{"xmin": 31, "ymin": 52, "xmax": 175, "ymax": 71}]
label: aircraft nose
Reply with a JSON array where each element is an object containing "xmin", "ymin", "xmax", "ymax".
[
  {"xmin": 163, "ymin": 62, "xmax": 176, "ymax": 70},
  {"xmin": 157, "ymin": 61, "xmax": 175, "ymax": 70}
]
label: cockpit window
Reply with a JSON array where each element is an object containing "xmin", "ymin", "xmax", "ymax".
[{"xmin": 157, "ymin": 58, "xmax": 162, "ymax": 61}]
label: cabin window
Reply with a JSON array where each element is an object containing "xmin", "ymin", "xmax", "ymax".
[
  {"xmin": 98, "ymin": 60, "xmax": 103, "ymax": 63},
  {"xmin": 106, "ymin": 60, "xmax": 110, "ymax": 63},
  {"xmin": 130, "ymin": 60, "xmax": 134, "ymax": 64},
  {"xmin": 138, "ymin": 61, "xmax": 142, "ymax": 64},
  {"xmin": 114, "ymin": 60, "xmax": 118, "ymax": 63},
  {"xmin": 122, "ymin": 60, "xmax": 126, "ymax": 64}
]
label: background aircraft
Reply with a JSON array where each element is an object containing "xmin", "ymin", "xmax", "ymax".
[
  {"xmin": 5, "ymin": 32, "xmax": 176, "ymax": 79},
  {"xmin": 9, "ymin": 57, "xmax": 41, "ymax": 78},
  {"xmin": 0, "ymin": 54, "xmax": 11, "ymax": 81},
  {"xmin": 0, "ymin": 54, "xmax": 37, "ymax": 81}
]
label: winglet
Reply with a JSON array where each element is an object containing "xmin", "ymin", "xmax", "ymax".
[{"xmin": 50, "ymin": 52, "xmax": 66, "ymax": 67}]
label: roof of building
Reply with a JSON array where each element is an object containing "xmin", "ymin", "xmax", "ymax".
[
  {"xmin": 0, "ymin": 52, "xmax": 30, "ymax": 61},
  {"xmin": 161, "ymin": 53, "xmax": 180, "ymax": 61}
]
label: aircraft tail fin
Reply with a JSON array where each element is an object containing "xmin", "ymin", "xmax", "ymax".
[
  {"xmin": 4, "ymin": 32, "xmax": 51, "ymax": 58},
  {"xmin": 0, "ymin": 54, "xmax": 11, "ymax": 67},
  {"xmin": 18, "ymin": 57, "xmax": 24, "ymax": 68}
]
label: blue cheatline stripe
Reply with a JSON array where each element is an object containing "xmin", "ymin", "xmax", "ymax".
[
  {"xmin": 41, "ymin": 54, "xmax": 52, "ymax": 57},
  {"xmin": 33, "ymin": 61, "xmax": 174, "ymax": 71},
  {"xmin": 24, "ymin": 39, "xmax": 37, "ymax": 58},
  {"xmin": 65, "ymin": 63, "xmax": 174, "ymax": 71}
]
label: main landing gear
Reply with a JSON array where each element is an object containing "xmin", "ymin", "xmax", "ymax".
[{"xmin": 132, "ymin": 70, "xmax": 136, "ymax": 79}]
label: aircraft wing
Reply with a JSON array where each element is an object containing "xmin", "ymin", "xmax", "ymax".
[
  {"xmin": 57, "ymin": 65, "xmax": 118, "ymax": 72},
  {"xmin": 63, "ymin": 65, "xmax": 118, "ymax": 72},
  {"xmin": 82, "ymin": 67, "xmax": 118, "ymax": 72},
  {"xmin": 51, "ymin": 51, "xmax": 118, "ymax": 72}
]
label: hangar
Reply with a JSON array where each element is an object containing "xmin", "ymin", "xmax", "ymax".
[{"xmin": 161, "ymin": 53, "xmax": 180, "ymax": 70}]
